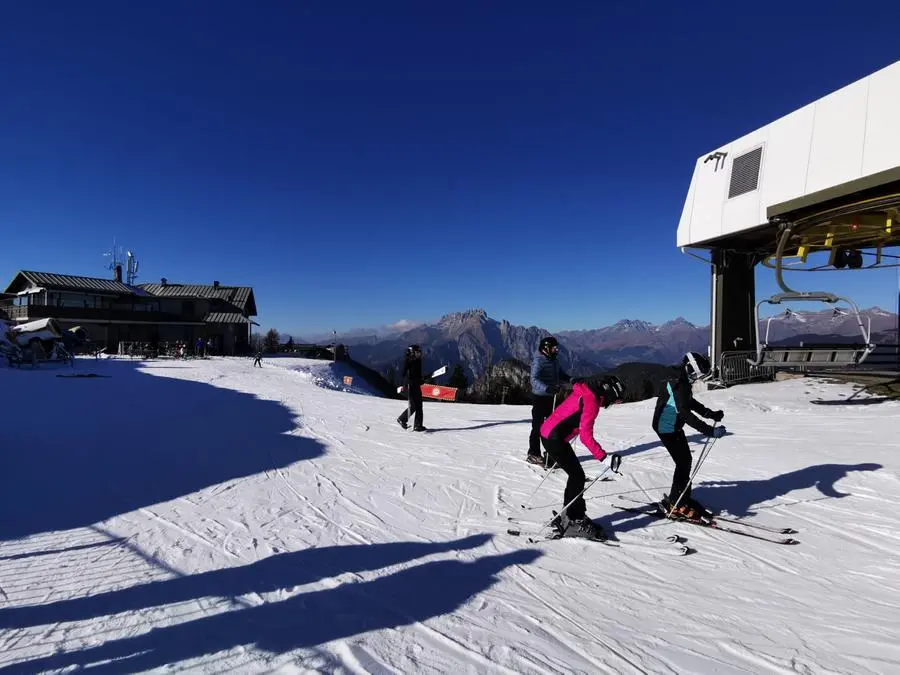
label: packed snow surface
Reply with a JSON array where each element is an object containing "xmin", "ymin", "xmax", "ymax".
[{"xmin": 1, "ymin": 356, "xmax": 899, "ymax": 674}]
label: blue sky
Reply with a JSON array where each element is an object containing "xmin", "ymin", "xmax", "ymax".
[{"xmin": 1, "ymin": 1, "xmax": 898, "ymax": 337}]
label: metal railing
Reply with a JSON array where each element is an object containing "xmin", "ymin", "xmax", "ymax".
[
  {"xmin": 115, "ymin": 341, "xmax": 218, "ymax": 359},
  {"xmin": 716, "ymin": 350, "xmax": 776, "ymax": 386},
  {"xmin": 715, "ymin": 344, "xmax": 898, "ymax": 387}
]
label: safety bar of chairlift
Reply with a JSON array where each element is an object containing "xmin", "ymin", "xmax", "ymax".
[
  {"xmin": 747, "ymin": 220, "xmax": 878, "ymax": 368},
  {"xmin": 747, "ymin": 292, "xmax": 876, "ymax": 368}
]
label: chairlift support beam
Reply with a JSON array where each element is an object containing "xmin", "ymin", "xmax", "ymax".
[{"xmin": 747, "ymin": 222, "xmax": 876, "ymax": 368}]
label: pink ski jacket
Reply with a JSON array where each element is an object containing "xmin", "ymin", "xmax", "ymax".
[{"xmin": 539, "ymin": 382, "xmax": 607, "ymax": 462}]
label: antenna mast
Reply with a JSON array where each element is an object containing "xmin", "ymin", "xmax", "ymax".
[
  {"xmin": 102, "ymin": 238, "xmax": 124, "ymax": 274},
  {"xmin": 126, "ymin": 250, "xmax": 140, "ymax": 285},
  {"xmin": 102, "ymin": 239, "xmax": 140, "ymax": 285}
]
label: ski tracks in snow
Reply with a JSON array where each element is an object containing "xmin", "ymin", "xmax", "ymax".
[{"xmin": 5, "ymin": 359, "xmax": 900, "ymax": 673}]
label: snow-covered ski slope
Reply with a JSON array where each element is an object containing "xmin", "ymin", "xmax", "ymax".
[{"xmin": 1, "ymin": 356, "xmax": 898, "ymax": 674}]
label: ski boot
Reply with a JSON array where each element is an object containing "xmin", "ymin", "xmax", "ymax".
[
  {"xmin": 684, "ymin": 497, "xmax": 715, "ymax": 521},
  {"xmin": 660, "ymin": 495, "xmax": 712, "ymax": 523},
  {"xmin": 556, "ymin": 511, "xmax": 607, "ymax": 541},
  {"xmin": 525, "ymin": 453, "xmax": 546, "ymax": 467}
]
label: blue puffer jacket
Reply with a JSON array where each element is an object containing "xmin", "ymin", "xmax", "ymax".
[{"xmin": 531, "ymin": 352, "xmax": 564, "ymax": 396}]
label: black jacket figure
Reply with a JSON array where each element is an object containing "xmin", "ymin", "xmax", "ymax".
[
  {"xmin": 397, "ymin": 344, "xmax": 427, "ymax": 431},
  {"xmin": 651, "ymin": 352, "xmax": 726, "ymax": 518}
]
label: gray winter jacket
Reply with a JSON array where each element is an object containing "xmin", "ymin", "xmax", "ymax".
[{"xmin": 530, "ymin": 353, "xmax": 568, "ymax": 396}]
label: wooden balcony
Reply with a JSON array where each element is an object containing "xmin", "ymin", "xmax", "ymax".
[{"xmin": 0, "ymin": 304, "xmax": 202, "ymax": 324}]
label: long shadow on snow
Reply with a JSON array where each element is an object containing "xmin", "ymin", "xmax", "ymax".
[
  {"xmin": 0, "ymin": 538, "xmax": 539, "ymax": 674},
  {"xmin": 0, "ymin": 534, "xmax": 491, "ymax": 630},
  {"xmin": 0, "ymin": 538, "xmax": 128, "ymax": 562},
  {"xmin": 0, "ymin": 359, "xmax": 325, "ymax": 541},
  {"xmin": 810, "ymin": 397, "xmax": 895, "ymax": 406},
  {"xmin": 599, "ymin": 462, "xmax": 883, "ymax": 534},
  {"xmin": 594, "ymin": 463, "xmax": 884, "ymax": 539},
  {"xmin": 426, "ymin": 418, "xmax": 529, "ymax": 432},
  {"xmin": 692, "ymin": 462, "xmax": 883, "ymax": 517}
]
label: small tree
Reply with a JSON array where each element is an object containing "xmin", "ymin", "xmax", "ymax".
[
  {"xmin": 449, "ymin": 364, "xmax": 468, "ymax": 391},
  {"xmin": 263, "ymin": 328, "xmax": 280, "ymax": 354}
]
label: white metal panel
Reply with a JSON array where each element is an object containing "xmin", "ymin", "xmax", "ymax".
[
  {"xmin": 759, "ymin": 105, "xmax": 815, "ymax": 209},
  {"xmin": 682, "ymin": 151, "xmax": 730, "ymax": 244},
  {"xmin": 678, "ymin": 59, "xmax": 900, "ymax": 247},
  {"xmin": 804, "ymin": 79, "xmax": 868, "ymax": 195},
  {"xmin": 862, "ymin": 64, "xmax": 900, "ymax": 176},
  {"xmin": 676, "ymin": 161, "xmax": 700, "ymax": 247}
]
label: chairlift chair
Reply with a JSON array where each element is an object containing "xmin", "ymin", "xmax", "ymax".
[{"xmin": 747, "ymin": 221, "xmax": 877, "ymax": 369}]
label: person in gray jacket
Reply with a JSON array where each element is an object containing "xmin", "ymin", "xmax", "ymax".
[{"xmin": 527, "ymin": 336, "xmax": 570, "ymax": 466}]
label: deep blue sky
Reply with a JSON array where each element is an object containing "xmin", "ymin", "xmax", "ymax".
[{"xmin": 1, "ymin": 1, "xmax": 898, "ymax": 337}]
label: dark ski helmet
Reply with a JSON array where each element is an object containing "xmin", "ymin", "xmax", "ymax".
[
  {"xmin": 682, "ymin": 351, "xmax": 711, "ymax": 382},
  {"xmin": 407, "ymin": 344, "xmax": 422, "ymax": 355},
  {"xmin": 539, "ymin": 336, "xmax": 559, "ymax": 356},
  {"xmin": 587, "ymin": 375, "xmax": 626, "ymax": 407}
]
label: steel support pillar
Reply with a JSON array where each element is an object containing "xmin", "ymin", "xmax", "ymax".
[{"xmin": 710, "ymin": 250, "xmax": 757, "ymax": 373}]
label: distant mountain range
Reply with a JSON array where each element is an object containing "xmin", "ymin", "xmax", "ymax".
[{"xmin": 288, "ymin": 307, "xmax": 898, "ymax": 386}]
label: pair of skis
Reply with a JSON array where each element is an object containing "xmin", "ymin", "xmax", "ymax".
[
  {"xmin": 613, "ymin": 495, "xmax": 799, "ymax": 545},
  {"xmin": 526, "ymin": 462, "xmax": 611, "ymax": 484},
  {"xmin": 506, "ymin": 512, "xmax": 692, "ymax": 556},
  {"xmin": 506, "ymin": 454, "xmax": 690, "ymax": 555}
]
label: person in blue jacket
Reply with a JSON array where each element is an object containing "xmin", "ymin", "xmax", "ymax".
[
  {"xmin": 652, "ymin": 351, "xmax": 726, "ymax": 519},
  {"xmin": 527, "ymin": 336, "xmax": 570, "ymax": 466}
]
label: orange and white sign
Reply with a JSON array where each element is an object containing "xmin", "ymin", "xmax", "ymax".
[
  {"xmin": 396, "ymin": 384, "xmax": 459, "ymax": 401},
  {"xmin": 422, "ymin": 385, "xmax": 457, "ymax": 401},
  {"xmin": 343, "ymin": 376, "xmax": 353, "ymax": 385}
]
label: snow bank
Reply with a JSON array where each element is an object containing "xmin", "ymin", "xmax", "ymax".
[{"xmin": 273, "ymin": 356, "xmax": 384, "ymax": 396}]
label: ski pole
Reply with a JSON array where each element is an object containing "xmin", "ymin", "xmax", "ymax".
[
  {"xmin": 510, "ymin": 454, "xmax": 622, "ymax": 538},
  {"xmin": 544, "ymin": 392, "xmax": 558, "ymax": 468},
  {"xmin": 520, "ymin": 460, "xmax": 560, "ymax": 510},
  {"xmin": 668, "ymin": 423, "xmax": 719, "ymax": 516}
]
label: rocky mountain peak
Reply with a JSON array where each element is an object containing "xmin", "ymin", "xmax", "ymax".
[{"xmin": 611, "ymin": 319, "xmax": 654, "ymax": 332}]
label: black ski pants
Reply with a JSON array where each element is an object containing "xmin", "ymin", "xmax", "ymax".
[
  {"xmin": 529, "ymin": 394, "xmax": 556, "ymax": 457},
  {"xmin": 399, "ymin": 384, "xmax": 423, "ymax": 429},
  {"xmin": 541, "ymin": 430, "xmax": 586, "ymax": 520},
  {"xmin": 658, "ymin": 430, "xmax": 692, "ymax": 505}
]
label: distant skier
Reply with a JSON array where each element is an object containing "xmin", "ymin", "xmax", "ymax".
[
  {"xmin": 527, "ymin": 336, "xmax": 570, "ymax": 466},
  {"xmin": 540, "ymin": 375, "xmax": 626, "ymax": 540},
  {"xmin": 397, "ymin": 344, "xmax": 427, "ymax": 431},
  {"xmin": 652, "ymin": 351, "xmax": 726, "ymax": 520},
  {"xmin": 253, "ymin": 350, "xmax": 263, "ymax": 367}
]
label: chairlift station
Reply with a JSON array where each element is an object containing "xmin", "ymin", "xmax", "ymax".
[{"xmin": 678, "ymin": 59, "xmax": 900, "ymax": 374}]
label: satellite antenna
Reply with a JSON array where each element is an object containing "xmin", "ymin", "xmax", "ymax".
[
  {"xmin": 126, "ymin": 250, "xmax": 140, "ymax": 285},
  {"xmin": 102, "ymin": 239, "xmax": 141, "ymax": 285}
]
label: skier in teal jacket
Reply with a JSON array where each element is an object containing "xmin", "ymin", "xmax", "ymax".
[{"xmin": 652, "ymin": 352, "xmax": 726, "ymax": 519}]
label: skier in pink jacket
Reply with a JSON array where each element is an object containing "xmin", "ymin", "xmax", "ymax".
[{"xmin": 540, "ymin": 375, "xmax": 626, "ymax": 540}]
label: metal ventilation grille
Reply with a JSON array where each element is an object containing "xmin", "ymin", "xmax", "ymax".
[{"xmin": 728, "ymin": 147, "xmax": 762, "ymax": 198}]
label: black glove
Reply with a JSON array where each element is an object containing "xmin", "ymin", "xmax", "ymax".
[
  {"xmin": 711, "ymin": 410, "xmax": 724, "ymax": 423},
  {"xmin": 546, "ymin": 385, "xmax": 560, "ymax": 395}
]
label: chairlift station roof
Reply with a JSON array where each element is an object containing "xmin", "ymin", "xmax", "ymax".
[{"xmin": 678, "ymin": 59, "xmax": 900, "ymax": 252}]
